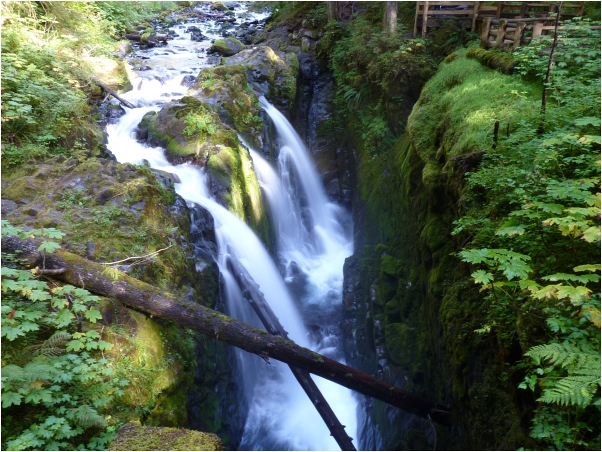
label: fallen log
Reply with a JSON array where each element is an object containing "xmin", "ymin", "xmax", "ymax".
[
  {"xmin": 90, "ymin": 75, "xmax": 135, "ymax": 109},
  {"xmin": 2, "ymin": 236, "xmax": 452, "ymax": 426},
  {"xmin": 226, "ymin": 254, "xmax": 356, "ymax": 451}
]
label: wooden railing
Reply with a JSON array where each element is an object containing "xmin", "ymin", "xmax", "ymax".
[
  {"xmin": 480, "ymin": 16, "xmax": 600, "ymax": 49},
  {"xmin": 413, "ymin": 1, "xmax": 585, "ymax": 38}
]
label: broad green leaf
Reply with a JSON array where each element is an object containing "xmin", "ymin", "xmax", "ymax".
[
  {"xmin": 2, "ymin": 326, "xmax": 25, "ymax": 341},
  {"xmin": 24, "ymin": 388, "xmax": 54, "ymax": 404},
  {"xmin": 1, "ymin": 267, "xmax": 21, "ymax": 278},
  {"xmin": 543, "ymin": 273, "xmax": 600, "ymax": 283},
  {"xmin": 519, "ymin": 279, "xmax": 541, "ymax": 293},
  {"xmin": 460, "ymin": 248, "xmax": 493, "ymax": 264},
  {"xmin": 84, "ymin": 309, "xmax": 102, "ymax": 323},
  {"xmin": 556, "ymin": 285, "xmax": 591, "ymax": 303},
  {"xmin": 55, "ymin": 309, "xmax": 75, "ymax": 326},
  {"xmin": 472, "ymin": 270, "xmax": 493, "ymax": 285},
  {"xmin": 574, "ymin": 116, "xmax": 601, "ymax": 127},
  {"xmin": 28, "ymin": 289, "xmax": 51, "ymax": 302},
  {"xmin": 2, "ymin": 391, "xmax": 22, "ymax": 408},
  {"xmin": 496, "ymin": 225, "xmax": 526, "ymax": 236},
  {"xmin": 41, "ymin": 228, "xmax": 65, "ymax": 240},
  {"xmin": 66, "ymin": 339, "xmax": 85, "ymax": 352},
  {"xmin": 85, "ymin": 330, "xmax": 100, "ymax": 339},
  {"xmin": 19, "ymin": 321, "xmax": 40, "ymax": 333},
  {"xmin": 581, "ymin": 226, "xmax": 601, "ymax": 243},
  {"xmin": 97, "ymin": 341, "xmax": 113, "ymax": 351},
  {"xmin": 574, "ymin": 264, "xmax": 601, "ymax": 273},
  {"xmin": 499, "ymin": 259, "xmax": 532, "ymax": 280},
  {"xmin": 37, "ymin": 241, "xmax": 61, "ymax": 253}
]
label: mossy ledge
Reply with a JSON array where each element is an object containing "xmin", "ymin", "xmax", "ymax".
[{"xmin": 109, "ymin": 423, "xmax": 223, "ymax": 451}]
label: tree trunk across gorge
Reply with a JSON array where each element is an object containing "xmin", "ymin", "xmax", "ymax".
[{"xmin": 2, "ymin": 235, "xmax": 451, "ymax": 426}]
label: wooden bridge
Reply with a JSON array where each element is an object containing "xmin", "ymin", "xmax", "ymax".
[{"xmin": 413, "ymin": 1, "xmax": 585, "ymax": 45}]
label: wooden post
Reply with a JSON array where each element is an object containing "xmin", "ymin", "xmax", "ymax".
[
  {"xmin": 471, "ymin": 1, "xmax": 480, "ymax": 32},
  {"xmin": 519, "ymin": 2, "xmax": 528, "ymax": 18},
  {"xmin": 533, "ymin": 22, "xmax": 544, "ymax": 38},
  {"xmin": 513, "ymin": 22, "xmax": 526, "ymax": 49},
  {"xmin": 496, "ymin": 1, "xmax": 503, "ymax": 19},
  {"xmin": 422, "ymin": 1, "xmax": 429, "ymax": 37},
  {"xmin": 481, "ymin": 17, "xmax": 492, "ymax": 48},
  {"xmin": 413, "ymin": 1, "xmax": 420, "ymax": 37},
  {"xmin": 495, "ymin": 19, "xmax": 508, "ymax": 47}
]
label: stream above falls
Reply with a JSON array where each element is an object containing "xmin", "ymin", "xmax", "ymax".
[{"xmin": 105, "ymin": 2, "xmax": 358, "ymax": 450}]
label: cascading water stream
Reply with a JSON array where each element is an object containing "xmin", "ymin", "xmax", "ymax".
[{"xmin": 105, "ymin": 4, "xmax": 358, "ymax": 450}]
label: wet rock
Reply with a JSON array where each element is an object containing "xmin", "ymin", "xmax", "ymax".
[
  {"xmin": 209, "ymin": 37, "xmax": 245, "ymax": 56},
  {"xmin": 284, "ymin": 260, "xmax": 309, "ymax": 299},
  {"xmin": 86, "ymin": 242, "xmax": 97, "ymax": 261},
  {"xmin": 212, "ymin": 2, "xmax": 229, "ymax": 12},
  {"xmin": 181, "ymin": 75, "xmax": 196, "ymax": 87},
  {"xmin": 1, "ymin": 199, "xmax": 18, "ymax": 216}
]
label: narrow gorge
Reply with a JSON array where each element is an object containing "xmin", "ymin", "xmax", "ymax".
[{"xmin": 1, "ymin": 2, "xmax": 600, "ymax": 451}]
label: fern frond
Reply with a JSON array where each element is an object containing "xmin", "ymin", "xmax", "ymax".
[
  {"xmin": 1, "ymin": 362, "xmax": 60, "ymax": 383},
  {"xmin": 32, "ymin": 331, "xmax": 71, "ymax": 357},
  {"xmin": 526, "ymin": 342, "xmax": 599, "ymax": 370},
  {"xmin": 538, "ymin": 375, "xmax": 600, "ymax": 408},
  {"xmin": 66, "ymin": 405, "xmax": 107, "ymax": 429}
]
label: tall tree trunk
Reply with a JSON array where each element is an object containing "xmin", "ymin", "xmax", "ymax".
[
  {"xmin": 384, "ymin": 1, "xmax": 398, "ymax": 33},
  {"xmin": 327, "ymin": 1, "xmax": 338, "ymax": 21},
  {"xmin": 2, "ymin": 235, "xmax": 451, "ymax": 426}
]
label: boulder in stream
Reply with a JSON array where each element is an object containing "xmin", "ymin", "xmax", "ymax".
[{"xmin": 209, "ymin": 36, "xmax": 246, "ymax": 56}]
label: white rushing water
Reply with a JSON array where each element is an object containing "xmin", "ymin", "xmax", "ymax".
[{"xmin": 106, "ymin": 4, "xmax": 357, "ymax": 450}]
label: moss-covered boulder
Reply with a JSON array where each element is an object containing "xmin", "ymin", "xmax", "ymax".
[
  {"xmin": 84, "ymin": 57, "xmax": 132, "ymax": 93},
  {"xmin": 223, "ymin": 46, "xmax": 299, "ymax": 110},
  {"xmin": 210, "ymin": 37, "xmax": 245, "ymax": 56},
  {"xmin": 142, "ymin": 96, "xmax": 268, "ymax": 240},
  {"xmin": 109, "ymin": 423, "xmax": 223, "ymax": 451},
  {"xmin": 211, "ymin": 2, "xmax": 229, "ymax": 12},
  {"xmin": 188, "ymin": 65, "xmax": 264, "ymax": 147}
]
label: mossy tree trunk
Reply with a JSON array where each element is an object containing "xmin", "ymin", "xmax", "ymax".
[
  {"xmin": 384, "ymin": 1, "xmax": 398, "ymax": 33},
  {"xmin": 2, "ymin": 235, "xmax": 451, "ymax": 426}
]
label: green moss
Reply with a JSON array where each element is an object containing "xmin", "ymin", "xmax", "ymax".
[
  {"xmin": 407, "ymin": 50, "xmax": 540, "ymax": 161},
  {"xmin": 466, "ymin": 47, "xmax": 516, "ymax": 75},
  {"xmin": 211, "ymin": 37, "xmax": 245, "ymax": 56},
  {"xmin": 109, "ymin": 423, "xmax": 223, "ymax": 451}
]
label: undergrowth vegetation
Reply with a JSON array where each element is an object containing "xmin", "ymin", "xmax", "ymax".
[
  {"xmin": 1, "ymin": 224, "xmax": 126, "ymax": 450},
  {"xmin": 317, "ymin": 2, "xmax": 440, "ymax": 155},
  {"xmin": 452, "ymin": 19, "xmax": 601, "ymax": 450},
  {"xmin": 0, "ymin": 1, "xmax": 179, "ymax": 169}
]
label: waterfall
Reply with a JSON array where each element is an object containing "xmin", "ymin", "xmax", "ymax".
[{"xmin": 105, "ymin": 4, "xmax": 358, "ymax": 449}]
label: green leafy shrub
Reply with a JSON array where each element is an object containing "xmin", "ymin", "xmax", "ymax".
[
  {"xmin": 454, "ymin": 21, "xmax": 601, "ymax": 448},
  {"xmin": 1, "ymin": 222, "xmax": 128, "ymax": 450}
]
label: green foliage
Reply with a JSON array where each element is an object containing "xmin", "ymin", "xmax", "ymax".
[
  {"xmin": 318, "ymin": 14, "xmax": 438, "ymax": 155},
  {"xmin": 183, "ymin": 111, "xmax": 218, "ymax": 138},
  {"xmin": 1, "ymin": 223, "xmax": 128, "ymax": 450},
  {"xmin": 454, "ymin": 21, "xmax": 601, "ymax": 449}
]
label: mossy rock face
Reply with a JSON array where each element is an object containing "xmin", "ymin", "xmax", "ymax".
[
  {"xmin": 109, "ymin": 423, "xmax": 223, "ymax": 451},
  {"xmin": 189, "ymin": 65, "xmax": 263, "ymax": 148},
  {"xmin": 210, "ymin": 37, "xmax": 245, "ymax": 56},
  {"xmin": 1, "ymin": 155, "xmax": 222, "ymax": 433},
  {"xmin": 342, "ymin": 51, "xmax": 538, "ymax": 450},
  {"xmin": 223, "ymin": 46, "xmax": 299, "ymax": 110},
  {"xmin": 143, "ymin": 96, "xmax": 268, "ymax": 240},
  {"xmin": 84, "ymin": 57, "xmax": 132, "ymax": 93}
]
